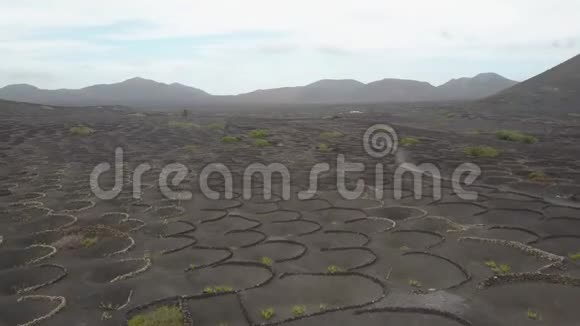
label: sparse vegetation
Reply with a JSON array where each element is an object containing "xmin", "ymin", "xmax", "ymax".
[
  {"xmin": 408, "ymin": 279, "xmax": 422, "ymax": 288},
  {"xmin": 128, "ymin": 306, "xmax": 185, "ymax": 326},
  {"xmin": 206, "ymin": 122, "xmax": 225, "ymax": 131},
  {"xmin": 69, "ymin": 126, "xmax": 95, "ymax": 136},
  {"xmin": 568, "ymin": 252, "xmax": 580, "ymax": 261},
  {"xmin": 527, "ymin": 309, "xmax": 541, "ymax": 321},
  {"xmin": 495, "ymin": 130, "xmax": 538, "ymax": 144},
  {"xmin": 203, "ymin": 285, "xmax": 234, "ymax": 294},
  {"xmin": 249, "ymin": 129, "xmax": 269, "ymax": 138},
  {"xmin": 168, "ymin": 121, "xmax": 197, "ymax": 129},
  {"xmin": 260, "ymin": 307, "xmax": 275, "ymax": 320},
  {"xmin": 320, "ymin": 131, "xmax": 343, "ymax": 139},
  {"xmin": 221, "ymin": 136, "xmax": 240, "ymax": 144},
  {"xmin": 254, "ymin": 139, "xmax": 271, "ymax": 147},
  {"xmin": 400, "ymin": 137, "xmax": 420, "ymax": 146},
  {"xmin": 318, "ymin": 143, "xmax": 331, "ymax": 152},
  {"xmin": 485, "ymin": 260, "xmax": 511, "ymax": 275},
  {"xmin": 261, "ymin": 256, "xmax": 273, "ymax": 266},
  {"xmin": 81, "ymin": 236, "xmax": 98, "ymax": 248},
  {"xmin": 292, "ymin": 305, "xmax": 306, "ymax": 317},
  {"xmin": 528, "ymin": 171, "xmax": 551, "ymax": 183},
  {"xmin": 101, "ymin": 311, "xmax": 113, "ymax": 320},
  {"xmin": 464, "ymin": 146, "xmax": 499, "ymax": 158},
  {"xmin": 326, "ymin": 265, "xmax": 343, "ymax": 274}
]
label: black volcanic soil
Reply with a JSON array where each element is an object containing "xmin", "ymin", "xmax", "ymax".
[{"xmin": 0, "ymin": 100, "xmax": 580, "ymax": 325}]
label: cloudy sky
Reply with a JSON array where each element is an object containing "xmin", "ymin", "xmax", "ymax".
[{"xmin": 1, "ymin": 0, "xmax": 579, "ymax": 94}]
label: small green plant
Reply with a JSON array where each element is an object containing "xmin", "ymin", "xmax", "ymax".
[
  {"xmin": 81, "ymin": 236, "xmax": 98, "ymax": 248},
  {"xmin": 69, "ymin": 126, "xmax": 95, "ymax": 136},
  {"xmin": 528, "ymin": 171, "xmax": 551, "ymax": 183},
  {"xmin": 168, "ymin": 121, "xmax": 197, "ymax": 129},
  {"xmin": 326, "ymin": 265, "xmax": 343, "ymax": 274},
  {"xmin": 568, "ymin": 252, "xmax": 580, "ymax": 261},
  {"xmin": 400, "ymin": 137, "xmax": 420, "ymax": 146},
  {"xmin": 408, "ymin": 279, "xmax": 422, "ymax": 288},
  {"xmin": 318, "ymin": 303, "xmax": 328, "ymax": 311},
  {"xmin": 101, "ymin": 311, "xmax": 113, "ymax": 320},
  {"xmin": 128, "ymin": 306, "xmax": 185, "ymax": 326},
  {"xmin": 249, "ymin": 129, "xmax": 269, "ymax": 138},
  {"xmin": 189, "ymin": 263, "xmax": 196, "ymax": 270},
  {"xmin": 292, "ymin": 305, "xmax": 306, "ymax": 317},
  {"xmin": 318, "ymin": 143, "xmax": 331, "ymax": 152},
  {"xmin": 399, "ymin": 245, "xmax": 411, "ymax": 251},
  {"xmin": 260, "ymin": 307, "xmax": 275, "ymax": 320},
  {"xmin": 221, "ymin": 136, "xmax": 240, "ymax": 144},
  {"xmin": 496, "ymin": 130, "xmax": 538, "ymax": 144},
  {"xmin": 206, "ymin": 122, "xmax": 225, "ymax": 131},
  {"xmin": 485, "ymin": 260, "xmax": 511, "ymax": 275},
  {"xmin": 261, "ymin": 256, "xmax": 273, "ymax": 266},
  {"xmin": 527, "ymin": 309, "xmax": 541, "ymax": 321},
  {"xmin": 203, "ymin": 285, "xmax": 234, "ymax": 294},
  {"xmin": 464, "ymin": 146, "xmax": 499, "ymax": 158},
  {"xmin": 320, "ymin": 131, "xmax": 343, "ymax": 139},
  {"xmin": 254, "ymin": 139, "xmax": 271, "ymax": 147}
]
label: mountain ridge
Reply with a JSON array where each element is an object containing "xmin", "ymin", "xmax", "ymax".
[{"xmin": 0, "ymin": 73, "xmax": 518, "ymax": 108}]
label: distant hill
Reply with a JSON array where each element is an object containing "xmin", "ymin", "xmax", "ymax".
[
  {"xmin": 236, "ymin": 75, "xmax": 515, "ymax": 104},
  {"xmin": 0, "ymin": 77, "xmax": 210, "ymax": 108},
  {"xmin": 437, "ymin": 73, "xmax": 518, "ymax": 100},
  {"xmin": 482, "ymin": 54, "xmax": 580, "ymax": 111},
  {"xmin": 0, "ymin": 74, "xmax": 517, "ymax": 108}
]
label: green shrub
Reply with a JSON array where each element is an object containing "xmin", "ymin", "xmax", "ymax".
[
  {"xmin": 249, "ymin": 129, "xmax": 269, "ymax": 138},
  {"xmin": 527, "ymin": 309, "xmax": 541, "ymax": 321},
  {"xmin": 528, "ymin": 171, "xmax": 551, "ymax": 183},
  {"xmin": 495, "ymin": 130, "xmax": 537, "ymax": 144},
  {"xmin": 318, "ymin": 143, "xmax": 331, "ymax": 152},
  {"xmin": 292, "ymin": 305, "xmax": 306, "ymax": 317},
  {"xmin": 408, "ymin": 279, "xmax": 422, "ymax": 288},
  {"xmin": 400, "ymin": 137, "xmax": 420, "ymax": 146},
  {"xmin": 326, "ymin": 265, "xmax": 343, "ymax": 274},
  {"xmin": 81, "ymin": 236, "xmax": 98, "ymax": 248},
  {"xmin": 202, "ymin": 285, "xmax": 234, "ymax": 294},
  {"xmin": 254, "ymin": 139, "xmax": 271, "ymax": 147},
  {"xmin": 485, "ymin": 260, "xmax": 511, "ymax": 275},
  {"xmin": 221, "ymin": 136, "xmax": 240, "ymax": 144},
  {"xmin": 568, "ymin": 252, "xmax": 580, "ymax": 261},
  {"xmin": 128, "ymin": 306, "xmax": 185, "ymax": 326},
  {"xmin": 69, "ymin": 126, "xmax": 95, "ymax": 136},
  {"xmin": 206, "ymin": 122, "xmax": 225, "ymax": 131},
  {"xmin": 168, "ymin": 121, "xmax": 197, "ymax": 129},
  {"xmin": 260, "ymin": 307, "xmax": 275, "ymax": 320},
  {"xmin": 464, "ymin": 146, "xmax": 499, "ymax": 158},
  {"xmin": 261, "ymin": 256, "xmax": 273, "ymax": 266}
]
